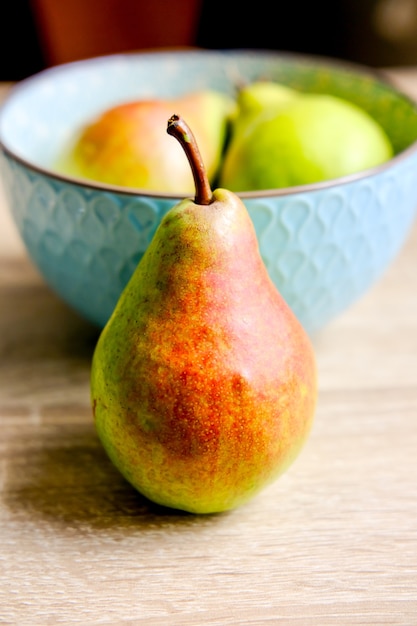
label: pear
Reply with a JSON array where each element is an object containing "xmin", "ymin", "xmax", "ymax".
[
  {"xmin": 231, "ymin": 80, "xmax": 299, "ymax": 138},
  {"xmin": 220, "ymin": 90, "xmax": 394, "ymax": 191},
  {"xmin": 90, "ymin": 115, "xmax": 317, "ymax": 514},
  {"xmin": 55, "ymin": 90, "xmax": 235, "ymax": 194}
]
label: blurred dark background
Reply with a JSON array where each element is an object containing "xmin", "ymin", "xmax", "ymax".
[{"xmin": 3, "ymin": 0, "xmax": 417, "ymax": 81}]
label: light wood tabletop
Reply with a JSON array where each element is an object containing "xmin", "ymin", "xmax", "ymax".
[{"xmin": 1, "ymin": 70, "xmax": 416, "ymax": 626}]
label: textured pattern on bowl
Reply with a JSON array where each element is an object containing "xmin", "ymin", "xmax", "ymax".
[{"xmin": 1, "ymin": 50, "xmax": 417, "ymax": 334}]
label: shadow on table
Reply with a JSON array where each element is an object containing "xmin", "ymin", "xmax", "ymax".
[{"xmin": 5, "ymin": 419, "xmax": 230, "ymax": 531}]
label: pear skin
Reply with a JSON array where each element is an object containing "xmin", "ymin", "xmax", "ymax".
[
  {"xmin": 55, "ymin": 90, "xmax": 235, "ymax": 194},
  {"xmin": 231, "ymin": 80, "xmax": 299, "ymax": 138},
  {"xmin": 90, "ymin": 116, "xmax": 317, "ymax": 514}
]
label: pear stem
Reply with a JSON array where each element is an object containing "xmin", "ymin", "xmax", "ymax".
[{"xmin": 167, "ymin": 114, "xmax": 213, "ymax": 206}]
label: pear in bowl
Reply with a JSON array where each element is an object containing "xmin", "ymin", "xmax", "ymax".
[{"xmin": 220, "ymin": 81, "xmax": 394, "ymax": 191}]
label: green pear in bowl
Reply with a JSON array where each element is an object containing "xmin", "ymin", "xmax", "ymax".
[
  {"xmin": 55, "ymin": 90, "xmax": 235, "ymax": 194},
  {"xmin": 220, "ymin": 82, "xmax": 394, "ymax": 191},
  {"xmin": 90, "ymin": 114, "xmax": 317, "ymax": 515},
  {"xmin": 231, "ymin": 80, "xmax": 299, "ymax": 138}
]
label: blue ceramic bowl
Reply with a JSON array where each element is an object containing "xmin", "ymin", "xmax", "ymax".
[{"xmin": 1, "ymin": 49, "xmax": 417, "ymax": 334}]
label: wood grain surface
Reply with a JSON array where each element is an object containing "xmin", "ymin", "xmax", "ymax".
[{"xmin": 1, "ymin": 74, "xmax": 417, "ymax": 625}]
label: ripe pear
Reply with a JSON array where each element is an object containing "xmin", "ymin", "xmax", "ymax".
[
  {"xmin": 220, "ymin": 90, "xmax": 394, "ymax": 191},
  {"xmin": 55, "ymin": 90, "xmax": 235, "ymax": 194},
  {"xmin": 90, "ymin": 115, "xmax": 317, "ymax": 514}
]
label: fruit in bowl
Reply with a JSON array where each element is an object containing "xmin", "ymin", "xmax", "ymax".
[
  {"xmin": 228, "ymin": 80, "xmax": 299, "ymax": 136},
  {"xmin": 220, "ymin": 81, "xmax": 394, "ymax": 190},
  {"xmin": 91, "ymin": 114, "xmax": 317, "ymax": 514},
  {"xmin": 54, "ymin": 77, "xmax": 394, "ymax": 194},
  {"xmin": 55, "ymin": 89, "xmax": 235, "ymax": 194},
  {"xmin": 1, "ymin": 50, "xmax": 417, "ymax": 335}
]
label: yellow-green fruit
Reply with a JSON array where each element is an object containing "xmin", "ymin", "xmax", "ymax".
[
  {"xmin": 231, "ymin": 81, "xmax": 299, "ymax": 137},
  {"xmin": 220, "ymin": 93, "xmax": 394, "ymax": 191}
]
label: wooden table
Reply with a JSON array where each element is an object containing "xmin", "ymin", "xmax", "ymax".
[{"xmin": 1, "ymin": 71, "xmax": 416, "ymax": 625}]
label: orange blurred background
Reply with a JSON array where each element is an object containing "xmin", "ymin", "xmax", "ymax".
[{"xmin": 2, "ymin": 0, "xmax": 417, "ymax": 80}]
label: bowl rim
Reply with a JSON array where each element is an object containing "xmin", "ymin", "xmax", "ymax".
[{"xmin": 1, "ymin": 47, "xmax": 417, "ymax": 199}]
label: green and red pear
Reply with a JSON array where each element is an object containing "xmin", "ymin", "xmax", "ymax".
[{"xmin": 90, "ymin": 114, "xmax": 317, "ymax": 514}]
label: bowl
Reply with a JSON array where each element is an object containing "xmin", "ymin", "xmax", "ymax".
[{"xmin": 1, "ymin": 49, "xmax": 417, "ymax": 335}]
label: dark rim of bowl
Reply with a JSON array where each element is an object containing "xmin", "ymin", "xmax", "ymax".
[{"xmin": 1, "ymin": 48, "xmax": 417, "ymax": 200}]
